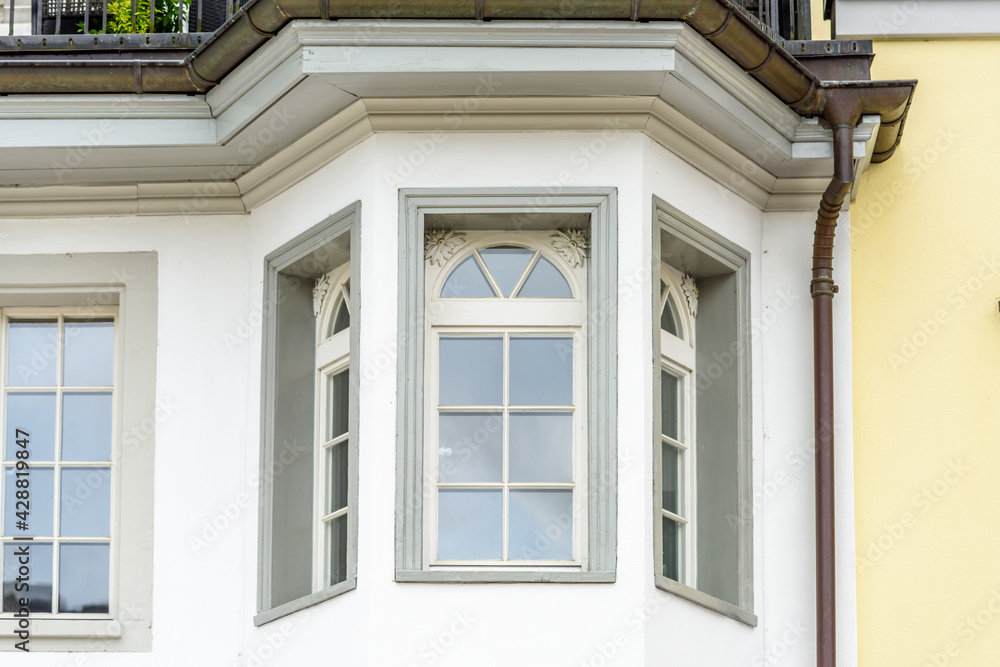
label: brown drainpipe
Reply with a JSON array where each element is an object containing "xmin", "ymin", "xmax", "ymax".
[{"xmin": 811, "ymin": 83, "xmax": 913, "ymax": 667}]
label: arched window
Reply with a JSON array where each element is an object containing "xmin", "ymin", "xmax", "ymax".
[
  {"xmin": 659, "ymin": 264, "xmax": 696, "ymax": 585},
  {"xmin": 314, "ymin": 262, "xmax": 351, "ymax": 589},
  {"xmin": 424, "ymin": 231, "xmax": 587, "ymax": 565}
]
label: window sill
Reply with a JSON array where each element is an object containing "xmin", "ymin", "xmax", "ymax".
[
  {"xmin": 0, "ymin": 617, "xmax": 122, "ymax": 638},
  {"xmin": 655, "ymin": 575, "xmax": 757, "ymax": 627},
  {"xmin": 254, "ymin": 577, "xmax": 357, "ymax": 627},
  {"xmin": 396, "ymin": 569, "xmax": 615, "ymax": 583}
]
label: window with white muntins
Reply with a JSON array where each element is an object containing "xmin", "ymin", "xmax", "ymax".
[
  {"xmin": 424, "ymin": 232, "xmax": 587, "ymax": 566},
  {"xmin": 396, "ymin": 189, "xmax": 617, "ymax": 584}
]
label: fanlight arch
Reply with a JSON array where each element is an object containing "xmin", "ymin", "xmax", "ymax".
[
  {"xmin": 316, "ymin": 262, "xmax": 352, "ymax": 343},
  {"xmin": 659, "ymin": 265, "xmax": 693, "ymax": 343},
  {"xmin": 439, "ymin": 242, "xmax": 576, "ymax": 300}
]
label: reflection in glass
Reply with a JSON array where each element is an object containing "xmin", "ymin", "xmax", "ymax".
[
  {"xmin": 508, "ymin": 412, "xmax": 572, "ymax": 483},
  {"xmin": 60, "ymin": 468, "xmax": 111, "ymax": 537},
  {"xmin": 331, "ymin": 299, "xmax": 350, "ymax": 336},
  {"xmin": 327, "ymin": 514, "xmax": 348, "ymax": 586},
  {"xmin": 662, "ymin": 443, "xmax": 679, "ymax": 515},
  {"xmin": 508, "ymin": 489, "xmax": 573, "ymax": 560},
  {"xmin": 327, "ymin": 443, "xmax": 348, "ymax": 514},
  {"xmin": 4, "ymin": 467, "xmax": 54, "ymax": 537},
  {"xmin": 660, "ymin": 371, "xmax": 679, "ymax": 441},
  {"xmin": 3, "ymin": 543, "xmax": 52, "ymax": 612},
  {"xmin": 327, "ymin": 370, "xmax": 349, "ymax": 441},
  {"xmin": 509, "ymin": 337, "xmax": 573, "ymax": 406},
  {"xmin": 438, "ymin": 412, "xmax": 502, "ymax": 483},
  {"xmin": 63, "ymin": 320, "xmax": 114, "ymax": 387},
  {"xmin": 479, "ymin": 247, "xmax": 534, "ymax": 297},
  {"xmin": 62, "ymin": 392, "xmax": 112, "ymax": 461},
  {"xmin": 663, "ymin": 516, "xmax": 681, "ymax": 581},
  {"xmin": 437, "ymin": 489, "xmax": 502, "ymax": 560},
  {"xmin": 439, "ymin": 337, "xmax": 503, "ymax": 406},
  {"xmin": 58, "ymin": 543, "xmax": 109, "ymax": 613},
  {"xmin": 517, "ymin": 256, "xmax": 572, "ymax": 298},
  {"xmin": 661, "ymin": 293, "xmax": 682, "ymax": 337},
  {"xmin": 7, "ymin": 321, "xmax": 57, "ymax": 387},
  {"xmin": 441, "ymin": 256, "xmax": 496, "ymax": 298},
  {"xmin": 5, "ymin": 392, "xmax": 56, "ymax": 461}
]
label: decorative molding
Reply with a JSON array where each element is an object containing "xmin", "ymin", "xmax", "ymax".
[
  {"xmin": 550, "ymin": 229, "xmax": 589, "ymax": 268},
  {"xmin": 312, "ymin": 272, "xmax": 332, "ymax": 317},
  {"xmin": 681, "ymin": 274, "xmax": 699, "ymax": 318},
  {"xmin": 424, "ymin": 229, "xmax": 466, "ymax": 266}
]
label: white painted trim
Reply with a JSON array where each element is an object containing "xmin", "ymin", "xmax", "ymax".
[{"xmin": 836, "ymin": 0, "xmax": 1000, "ymax": 39}]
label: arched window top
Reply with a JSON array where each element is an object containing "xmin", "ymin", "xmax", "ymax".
[
  {"xmin": 440, "ymin": 242, "xmax": 575, "ymax": 300},
  {"xmin": 660, "ymin": 265, "xmax": 694, "ymax": 343},
  {"xmin": 315, "ymin": 263, "xmax": 351, "ymax": 343}
]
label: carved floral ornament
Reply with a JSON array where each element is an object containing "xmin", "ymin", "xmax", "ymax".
[
  {"xmin": 681, "ymin": 274, "xmax": 699, "ymax": 318},
  {"xmin": 550, "ymin": 229, "xmax": 589, "ymax": 268},
  {"xmin": 425, "ymin": 229, "xmax": 467, "ymax": 266},
  {"xmin": 312, "ymin": 272, "xmax": 333, "ymax": 317}
]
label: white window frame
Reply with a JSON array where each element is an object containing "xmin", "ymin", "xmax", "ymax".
[
  {"xmin": 395, "ymin": 188, "xmax": 618, "ymax": 584},
  {"xmin": 423, "ymin": 233, "xmax": 588, "ymax": 570},
  {"xmin": 0, "ymin": 306, "xmax": 118, "ymax": 624},
  {"xmin": 652, "ymin": 197, "xmax": 756, "ymax": 627},
  {"xmin": 658, "ymin": 266, "xmax": 697, "ymax": 587},
  {"xmin": 0, "ymin": 252, "xmax": 157, "ymax": 651},
  {"xmin": 313, "ymin": 263, "xmax": 351, "ymax": 591}
]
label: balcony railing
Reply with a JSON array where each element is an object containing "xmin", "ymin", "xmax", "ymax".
[
  {"xmin": 730, "ymin": 0, "xmax": 812, "ymax": 41},
  {"xmin": 3, "ymin": 0, "xmax": 237, "ymax": 35},
  {"xmin": 3, "ymin": 0, "xmax": 811, "ymax": 42}
]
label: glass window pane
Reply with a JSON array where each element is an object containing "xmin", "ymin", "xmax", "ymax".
[
  {"xmin": 441, "ymin": 256, "xmax": 496, "ymax": 298},
  {"xmin": 438, "ymin": 412, "xmax": 502, "ymax": 483},
  {"xmin": 60, "ymin": 468, "xmax": 111, "ymax": 538},
  {"xmin": 327, "ymin": 514, "xmax": 348, "ymax": 587},
  {"xmin": 662, "ymin": 442, "xmax": 680, "ymax": 515},
  {"xmin": 61, "ymin": 392, "xmax": 112, "ymax": 461},
  {"xmin": 509, "ymin": 412, "xmax": 572, "ymax": 483},
  {"xmin": 508, "ymin": 489, "xmax": 573, "ymax": 560},
  {"xmin": 509, "ymin": 337, "xmax": 573, "ymax": 406},
  {"xmin": 5, "ymin": 392, "xmax": 56, "ymax": 461},
  {"xmin": 3, "ymin": 542, "xmax": 52, "ymax": 613},
  {"xmin": 437, "ymin": 489, "xmax": 501, "ymax": 560},
  {"xmin": 7, "ymin": 320, "xmax": 57, "ymax": 387},
  {"xmin": 479, "ymin": 247, "xmax": 534, "ymax": 297},
  {"xmin": 517, "ymin": 256, "xmax": 572, "ymax": 298},
  {"xmin": 331, "ymin": 299, "xmax": 350, "ymax": 336},
  {"xmin": 661, "ymin": 371, "xmax": 679, "ymax": 441},
  {"xmin": 4, "ymin": 466, "xmax": 54, "ymax": 537},
  {"xmin": 326, "ymin": 370, "xmax": 349, "ymax": 441},
  {"xmin": 63, "ymin": 320, "xmax": 114, "ymax": 387},
  {"xmin": 438, "ymin": 337, "xmax": 503, "ymax": 406},
  {"xmin": 661, "ymin": 293, "xmax": 681, "ymax": 337},
  {"xmin": 663, "ymin": 516, "xmax": 682, "ymax": 581},
  {"xmin": 58, "ymin": 543, "xmax": 109, "ymax": 613},
  {"xmin": 326, "ymin": 443, "xmax": 348, "ymax": 514}
]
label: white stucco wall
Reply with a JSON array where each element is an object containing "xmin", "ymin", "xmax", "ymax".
[{"xmin": 0, "ymin": 130, "xmax": 854, "ymax": 665}]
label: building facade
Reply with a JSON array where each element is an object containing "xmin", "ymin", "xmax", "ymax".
[{"xmin": 0, "ymin": 3, "xmax": 918, "ymax": 664}]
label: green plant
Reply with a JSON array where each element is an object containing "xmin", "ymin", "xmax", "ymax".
[{"xmin": 78, "ymin": 0, "xmax": 190, "ymax": 33}]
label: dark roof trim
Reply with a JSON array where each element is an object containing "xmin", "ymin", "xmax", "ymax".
[{"xmin": 0, "ymin": 0, "xmax": 916, "ymax": 161}]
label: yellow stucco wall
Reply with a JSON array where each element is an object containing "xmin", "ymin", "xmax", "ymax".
[{"xmin": 848, "ymin": 40, "xmax": 1000, "ymax": 666}]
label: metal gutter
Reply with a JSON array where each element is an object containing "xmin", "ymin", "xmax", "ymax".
[{"xmin": 0, "ymin": 0, "xmax": 913, "ymax": 161}]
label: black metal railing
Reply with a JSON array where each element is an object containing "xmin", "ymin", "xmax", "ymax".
[
  {"xmin": 733, "ymin": 0, "xmax": 812, "ymax": 41},
  {"xmin": 6, "ymin": 0, "xmax": 240, "ymax": 36}
]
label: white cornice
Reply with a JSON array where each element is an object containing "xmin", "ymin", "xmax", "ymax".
[{"xmin": 0, "ymin": 21, "xmax": 884, "ymax": 217}]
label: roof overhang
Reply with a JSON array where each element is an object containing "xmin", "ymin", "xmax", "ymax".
[{"xmin": 0, "ymin": 20, "xmax": 901, "ymax": 216}]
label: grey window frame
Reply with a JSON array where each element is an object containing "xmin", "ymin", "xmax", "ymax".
[
  {"xmin": 256, "ymin": 202, "xmax": 361, "ymax": 626},
  {"xmin": 652, "ymin": 196, "xmax": 756, "ymax": 626},
  {"xmin": 395, "ymin": 188, "xmax": 618, "ymax": 584},
  {"xmin": 0, "ymin": 252, "xmax": 157, "ymax": 652}
]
